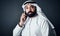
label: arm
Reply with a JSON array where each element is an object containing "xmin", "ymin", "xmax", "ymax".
[
  {"xmin": 13, "ymin": 24, "xmax": 23, "ymax": 36},
  {"xmin": 13, "ymin": 13, "xmax": 27, "ymax": 36}
]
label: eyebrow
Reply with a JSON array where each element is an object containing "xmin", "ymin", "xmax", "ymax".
[{"xmin": 25, "ymin": 5, "xmax": 35, "ymax": 8}]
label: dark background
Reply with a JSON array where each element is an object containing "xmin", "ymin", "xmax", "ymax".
[{"xmin": 0, "ymin": 0, "xmax": 60, "ymax": 36}]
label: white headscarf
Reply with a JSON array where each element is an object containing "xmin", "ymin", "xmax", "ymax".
[{"xmin": 22, "ymin": 1, "xmax": 54, "ymax": 29}]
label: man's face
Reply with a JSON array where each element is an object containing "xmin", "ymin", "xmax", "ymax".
[{"xmin": 24, "ymin": 3, "xmax": 36, "ymax": 17}]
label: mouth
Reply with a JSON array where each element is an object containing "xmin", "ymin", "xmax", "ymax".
[
  {"xmin": 28, "ymin": 12, "xmax": 33, "ymax": 14},
  {"xmin": 29, "ymin": 12, "xmax": 32, "ymax": 14}
]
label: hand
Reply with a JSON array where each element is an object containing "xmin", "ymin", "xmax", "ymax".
[{"xmin": 19, "ymin": 13, "xmax": 27, "ymax": 27}]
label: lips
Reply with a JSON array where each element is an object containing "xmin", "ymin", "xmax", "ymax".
[{"xmin": 28, "ymin": 12, "xmax": 33, "ymax": 14}]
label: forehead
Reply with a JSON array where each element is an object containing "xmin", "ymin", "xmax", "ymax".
[{"xmin": 25, "ymin": 3, "xmax": 35, "ymax": 7}]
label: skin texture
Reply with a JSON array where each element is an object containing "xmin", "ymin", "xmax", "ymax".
[
  {"xmin": 25, "ymin": 3, "xmax": 36, "ymax": 15},
  {"xmin": 25, "ymin": 3, "xmax": 37, "ymax": 17}
]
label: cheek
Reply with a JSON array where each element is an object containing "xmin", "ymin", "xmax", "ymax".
[
  {"xmin": 31, "ymin": 9, "xmax": 35, "ymax": 12},
  {"xmin": 25, "ymin": 9, "xmax": 29, "ymax": 13}
]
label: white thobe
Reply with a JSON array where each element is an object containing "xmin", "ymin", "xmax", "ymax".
[{"xmin": 13, "ymin": 14, "xmax": 55, "ymax": 36}]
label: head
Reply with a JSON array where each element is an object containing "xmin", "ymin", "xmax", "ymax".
[
  {"xmin": 22, "ymin": 1, "xmax": 42, "ymax": 17},
  {"xmin": 25, "ymin": 3, "xmax": 37, "ymax": 17}
]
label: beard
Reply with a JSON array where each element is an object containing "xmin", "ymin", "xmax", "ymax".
[{"xmin": 25, "ymin": 10, "xmax": 37, "ymax": 17}]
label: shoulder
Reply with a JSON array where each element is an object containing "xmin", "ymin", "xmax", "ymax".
[
  {"xmin": 37, "ymin": 14, "xmax": 55, "ymax": 29},
  {"xmin": 37, "ymin": 14, "xmax": 48, "ymax": 23},
  {"xmin": 37, "ymin": 14, "xmax": 48, "ymax": 26}
]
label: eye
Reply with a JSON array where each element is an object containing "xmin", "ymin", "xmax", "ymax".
[
  {"xmin": 25, "ymin": 6, "xmax": 28, "ymax": 9},
  {"xmin": 31, "ymin": 5, "xmax": 35, "ymax": 8},
  {"xmin": 25, "ymin": 5, "xmax": 28, "ymax": 9}
]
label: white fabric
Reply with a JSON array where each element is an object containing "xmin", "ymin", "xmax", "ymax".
[
  {"xmin": 13, "ymin": 15, "xmax": 49, "ymax": 36},
  {"xmin": 13, "ymin": 1, "xmax": 55, "ymax": 36},
  {"xmin": 22, "ymin": 3, "xmax": 54, "ymax": 29},
  {"xmin": 13, "ymin": 24, "xmax": 24, "ymax": 36}
]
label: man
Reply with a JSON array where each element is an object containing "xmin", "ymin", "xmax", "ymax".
[{"xmin": 13, "ymin": 0, "xmax": 56, "ymax": 36}]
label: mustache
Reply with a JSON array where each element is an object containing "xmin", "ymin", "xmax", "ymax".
[{"xmin": 28, "ymin": 11, "xmax": 33, "ymax": 13}]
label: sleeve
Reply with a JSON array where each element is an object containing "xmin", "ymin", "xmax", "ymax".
[
  {"xmin": 40, "ymin": 20, "xmax": 49, "ymax": 36},
  {"xmin": 13, "ymin": 24, "xmax": 24, "ymax": 36}
]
